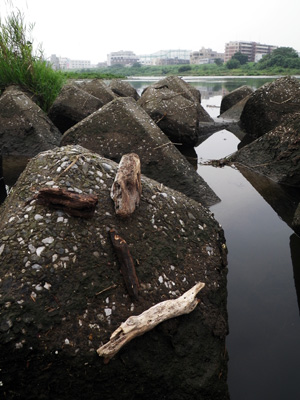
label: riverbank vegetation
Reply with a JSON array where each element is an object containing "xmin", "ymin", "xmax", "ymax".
[
  {"xmin": 0, "ymin": 10, "xmax": 67, "ymax": 111},
  {"xmin": 69, "ymin": 47, "xmax": 300, "ymax": 79}
]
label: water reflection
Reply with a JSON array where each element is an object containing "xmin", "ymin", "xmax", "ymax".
[
  {"xmin": 290, "ymin": 234, "xmax": 300, "ymax": 314},
  {"xmin": 236, "ymin": 165, "xmax": 300, "ymax": 230}
]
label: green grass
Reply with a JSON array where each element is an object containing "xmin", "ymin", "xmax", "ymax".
[
  {"xmin": 0, "ymin": 9, "xmax": 66, "ymax": 111},
  {"xmin": 75, "ymin": 62, "xmax": 300, "ymax": 78}
]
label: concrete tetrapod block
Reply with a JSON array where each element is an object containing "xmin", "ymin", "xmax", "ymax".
[{"xmin": 61, "ymin": 97, "xmax": 220, "ymax": 207}]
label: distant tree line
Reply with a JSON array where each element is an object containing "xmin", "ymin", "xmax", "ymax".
[
  {"xmin": 256, "ymin": 47, "xmax": 300, "ymax": 69},
  {"xmin": 226, "ymin": 47, "xmax": 300, "ymax": 70}
]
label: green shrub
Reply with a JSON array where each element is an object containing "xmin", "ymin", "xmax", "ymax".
[{"xmin": 0, "ymin": 9, "xmax": 66, "ymax": 111}]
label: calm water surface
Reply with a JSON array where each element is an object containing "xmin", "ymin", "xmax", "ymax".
[{"xmin": 130, "ymin": 76, "xmax": 300, "ymax": 400}]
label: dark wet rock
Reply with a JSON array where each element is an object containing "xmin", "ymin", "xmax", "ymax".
[
  {"xmin": 48, "ymin": 83, "xmax": 103, "ymax": 133},
  {"xmin": 0, "ymin": 152, "xmax": 6, "ymax": 203},
  {"xmin": 292, "ymin": 203, "xmax": 300, "ymax": 236},
  {"xmin": 232, "ymin": 113, "xmax": 300, "ymax": 187},
  {"xmin": 0, "ymin": 145, "xmax": 228, "ymax": 400},
  {"xmin": 138, "ymin": 86, "xmax": 200, "ymax": 146},
  {"xmin": 220, "ymin": 85, "xmax": 253, "ymax": 115},
  {"xmin": 61, "ymin": 97, "xmax": 220, "ymax": 207},
  {"xmin": 151, "ymin": 75, "xmax": 202, "ymax": 104},
  {"xmin": 77, "ymin": 78, "xmax": 117, "ymax": 104},
  {"xmin": 138, "ymin": 77, "xmax": 212, "ymax": 146},
  {"xmin": 108, "ymin": 79, "xmax": 140, "ymax": 100},
  {"xmin": 218, "ymin": 95, "xmax": 251, "ymax": 124},
  {"xmin": 0, "ymin": 86, "xmax": 61, "ymax": 157},
  {"xmin": 240, "ymin": 76, "xmax": 300, "ymax": 144},
  {"xmin": 175, "ymin": 144, "xmax": 198, "ymax": 169}
]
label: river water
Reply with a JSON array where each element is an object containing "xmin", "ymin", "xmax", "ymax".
[{"xmin": 130, "ymin": 76, "xmax": 300, "ymax": 400}]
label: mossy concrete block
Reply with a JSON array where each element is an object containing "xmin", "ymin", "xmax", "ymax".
[
  {"xmin": 220, "ymin": 85, "xmax": 253, "ymax": 115},
  {"xmin": 0, "ymin": 86, "xmax": 61, "ymax": 157},
  {"xmin": 240, "ymin": 76, "xmax": 300, "ymax": 142},
  {"xmin": 78, "ymin": 78, "xmax": 117, "ymax": 105},
  {"xmin": 233, "ymin": 113, "xmax": 300, "ymax": 187},
  {"xmin": 108, "ymin": 79, "xmax": 140, "ymax": 100},
  {"xmin": 61, "ymin": 97, "xmax": 220, "ymax": 207},
  {"xmin": 0, "ymin": 145, "xmax": 228, "ymax": 400},
  {"xmin": 48, "ymin": 83, "xmax": 103, "ymax": 133}
]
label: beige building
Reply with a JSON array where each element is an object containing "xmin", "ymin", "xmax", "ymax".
[
  {"xmin": 107, "ymin": 50, "xmax": 139, "ymax": 66},
  {"xmin": 190, "ymin": 47, "xmax": 224, "ymax": 64},
  {"xmin": 224, "ymin": 41, "xmax": 277, "ymax": 62}
]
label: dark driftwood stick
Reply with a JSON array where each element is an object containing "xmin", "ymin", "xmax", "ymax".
[
  {"xmin": 35, "ymin": 187, "xmax": 98, "ymax": 218},
  {"xmin": 110, "ymin": 153, "xmax": 141, "ymax": 217},
  {"xmin": 109, "ymin": 228, "xmax": 139, "ymax": 300}
]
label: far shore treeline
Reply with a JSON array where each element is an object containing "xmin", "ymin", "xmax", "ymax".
[
  {"xmin": 67, "ymin": 47, "xmax": 300, "ymax": 79},
  {"xmin": 1, "ymin": 8, "xmax": 300, "ymax": 113}
]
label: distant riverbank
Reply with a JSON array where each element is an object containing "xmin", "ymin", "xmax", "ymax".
[{"xmin": 63, "ymin": 63, "xmax": 300, "ymax": 81}]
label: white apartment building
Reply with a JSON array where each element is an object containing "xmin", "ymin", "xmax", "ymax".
[
  {"xmin": 50, "ymin": 54, "xmax": 92, "ymax": 70},
  {"xmin": 138, "ymin": 49, "xmax": 192, "ymax": 65},
  {"xmin": 107, "ymin": 50, "xmax": 139, "ymax": 66}
]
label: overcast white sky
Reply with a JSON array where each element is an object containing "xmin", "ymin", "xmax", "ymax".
[{"xmin": 2, "ymin": 0, "xmax": 300, "ymax": 64}]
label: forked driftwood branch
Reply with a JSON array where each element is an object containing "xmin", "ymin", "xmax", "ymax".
[
  {"xmin": 97, "ymin": 282, "xmax": 205, "ymax": 362},
  {"xmin": 110, "ymin": 153, "xmax": 141, "ymax": 217}
]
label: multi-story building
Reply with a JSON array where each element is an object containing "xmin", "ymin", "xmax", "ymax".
[
  {"xmin": 224, "ymin": 41, "xmax": 277, "ymax": 62},
  {"xmin": 107, "ymin": 50, "xmax": 139, "ymax": 66},
  {"xmin": 69, "ymin": 59, "xmax": 91, "ymax": 69},
  {"xmin": 138, "ymin": 49, "xmax": 191, "ymax": 65},
  {"xmin": 190, "ymin": 47, "xmax": 224, "ymax": 64},
  {"xmin": 50, "ymin": 54, "xmax": 92, "ymax": 70}
]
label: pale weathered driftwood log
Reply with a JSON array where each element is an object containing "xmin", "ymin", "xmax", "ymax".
[
  {"xmin": 109, "ymin": 228, "xmax": 139, "ymax": 301},
  {"xmin": 97, "ymin": 282, "xmax": 205, "ymax": 362},
  {"xmin": 110, "ymin": 153, "xmax": 141, "ymax": 217},
  {"xmin": 33, "ymin": 187, "xmax": 98, "ymax": 218}
]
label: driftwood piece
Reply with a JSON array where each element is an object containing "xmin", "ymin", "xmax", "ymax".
[
  {"xmin": 109, "ymin": 228, "xmax": 139, "ymax": 300},
  {"xmin": 97, "ymin": 282, "xmax": 205, "ymax": 362},
  {"xmin": 34, "ymin": 187, "xmax": 98, "ymax": 218},
  {"xmin": 110, "ymin": 153, "xmax": 141, "ymax": 217}
]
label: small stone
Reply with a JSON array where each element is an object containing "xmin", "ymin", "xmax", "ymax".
[
  {"xmin": 188, "ymin": 212, "xmax": 196, "ymax": 220},
  {"xmin": 36, "ymin": 246, "xmax": 45, "ymax": 257},
  {"xmin": 42, "ymin": 237, "xmax": 54, "ymax": 245},
  {"xmin": 0, "ymin": 244, "xmax": 5, "ymax": 256},
  {"xmin": 104, "ymin": 308, "xmax": 112, "ymax": 317},
  {"xmin": 31, "ymin": 264, "xmax": 42, "ymax": 271},
  {"xmin": 44, "ymin": 282, "xmax": 51, "ymax": 290},
  {"xmin": 28, "ymin": 244, "xmax": 36, "ymax": 253},
  {"xmin": 34, "ymin": 214, "xmax": 43, "ymax": 221}
]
